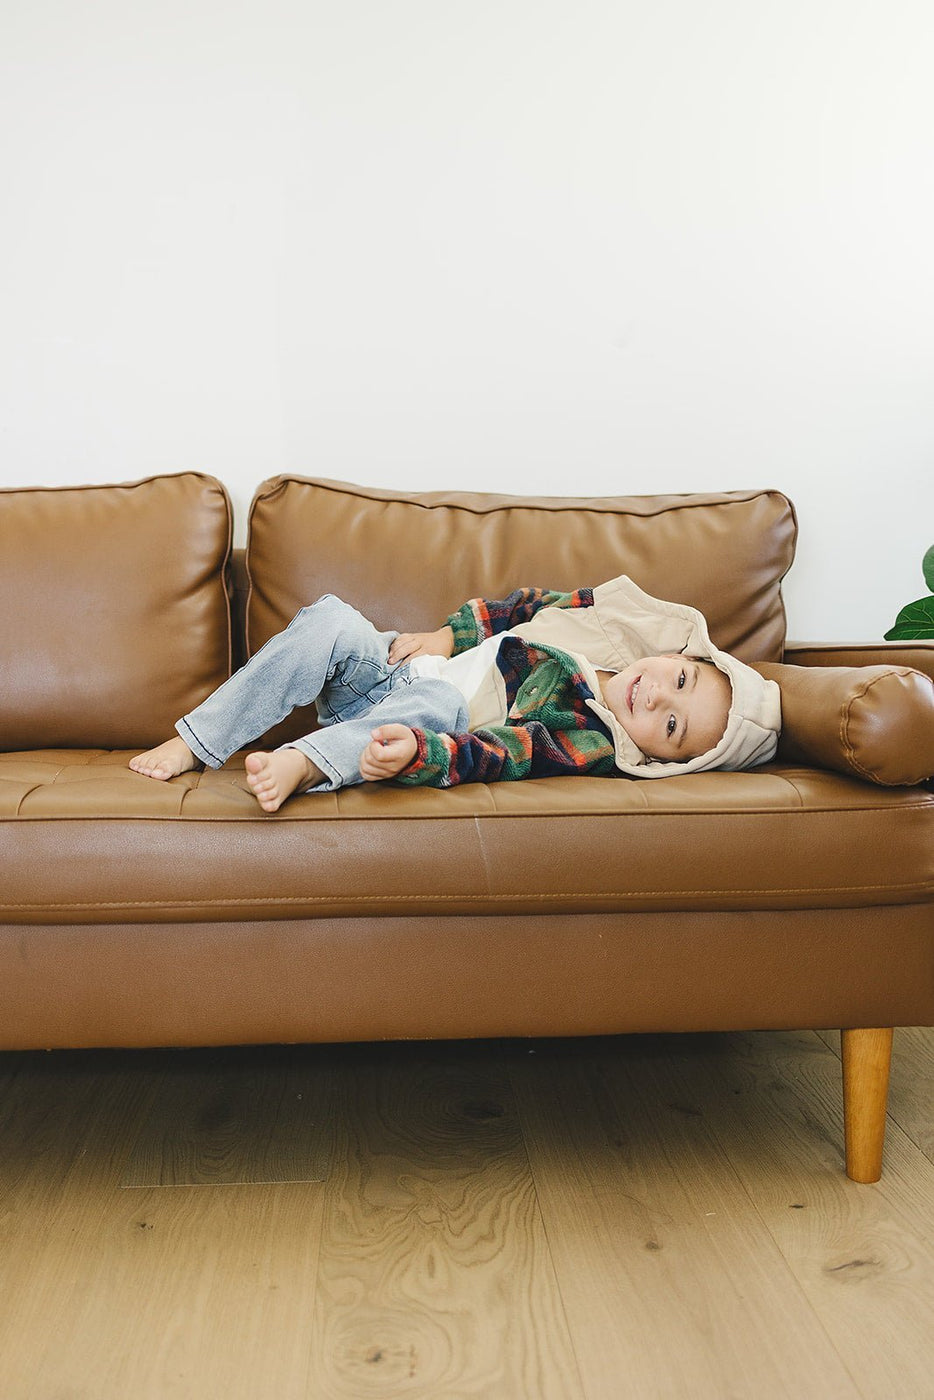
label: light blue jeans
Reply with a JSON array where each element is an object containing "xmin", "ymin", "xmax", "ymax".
[{"xmin": 176, "ymin": 595, "xmax": 469, "ymax": 791}]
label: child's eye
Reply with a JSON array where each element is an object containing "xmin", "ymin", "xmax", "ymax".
[
  {"xmin": 678, "ymin": 670, "xmax": 686, "ymax": 689},
  {"xmin": 667, "ymin": 715, "xmax": 677, "ymax": 737}
]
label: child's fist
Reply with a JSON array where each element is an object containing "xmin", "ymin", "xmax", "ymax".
[{"xmin": 359, "ymin": 724, "xmax": 418, "ymax": 781}]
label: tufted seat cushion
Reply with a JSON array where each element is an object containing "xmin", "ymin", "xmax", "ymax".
[{"xmin": 2, "ymin": 751, "xmax": 930, "ymax": 925}]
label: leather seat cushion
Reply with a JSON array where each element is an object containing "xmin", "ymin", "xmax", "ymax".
[{"xmin": 2, "ymin": 752, "xmax": 931, "ymax": 924}]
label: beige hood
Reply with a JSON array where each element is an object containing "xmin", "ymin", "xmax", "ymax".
[{"xmin": 512, "ymin": 574, "xmax": 782, "ymax": 777}]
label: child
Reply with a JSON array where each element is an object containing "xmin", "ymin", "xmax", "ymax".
[{"xmin": 130, "ymin": 575, "xmax": 782, "ymax": 812}]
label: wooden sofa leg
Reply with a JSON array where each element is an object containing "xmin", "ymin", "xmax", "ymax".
[{"xmin": 841, "ymin": 1027, "xmax": 893, "ymax": 1183}]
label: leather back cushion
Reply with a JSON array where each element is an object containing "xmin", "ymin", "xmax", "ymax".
[
  {"xmin": 1, "ymin": 473, "xmax": 232, "ymax": 749},
  {"xmin": 248, "ymin": 476, "xmax": 796, "ymax": 656},
  {"xmin": 246, "ymin": 476, "xmax": 796, "ymax": 743}
]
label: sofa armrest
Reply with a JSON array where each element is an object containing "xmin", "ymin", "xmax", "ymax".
[
  {"xmin": 785, "ymin": 641, "xmax": 934, "ymax": 683},
  {"xmin": 754, "ymin": 658, "xmax": 934, "ymax": 786}
]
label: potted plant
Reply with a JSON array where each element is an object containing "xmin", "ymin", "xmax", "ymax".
[{"xmin": 885, "ymin": 545, "xmax": 934, "ymax": 639}]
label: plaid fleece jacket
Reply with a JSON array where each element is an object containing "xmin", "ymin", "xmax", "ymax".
[{"xmin": 395, "ymin": 586, "xmax": 619, "ymax": 787}]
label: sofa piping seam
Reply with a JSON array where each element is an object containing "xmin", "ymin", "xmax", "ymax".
[{"xmin": 2, "ymin": 882, "xmax": 931, "ymax": 911}]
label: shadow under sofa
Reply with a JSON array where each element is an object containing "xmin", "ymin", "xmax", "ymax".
[{"xmin": 1, "ymin": 471, "xmax": 932, "ymax": 1185}]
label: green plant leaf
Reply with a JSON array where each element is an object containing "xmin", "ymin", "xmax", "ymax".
[
  {"xmin": 884, "ymin": 594, "xmax": 934, "ymax": 640},
  {"xmin": 923, "ymin": 544, "xmax": 934, "ymax": 593}
]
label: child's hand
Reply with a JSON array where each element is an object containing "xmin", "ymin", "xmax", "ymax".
[
  {"xmin": 388, "ymin": 625, "xmax": 455, "ymax": 665},
  {"xmin": 359, "ymin": 725, "xmax": 419, "ymax": 781}
]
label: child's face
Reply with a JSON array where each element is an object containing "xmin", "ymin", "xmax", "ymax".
[{"xmin": 601, "ymin": 654, "xmax": 732, "ymax": 763}]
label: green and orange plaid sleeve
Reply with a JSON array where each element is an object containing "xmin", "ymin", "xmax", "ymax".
[
  {"xmin": 445, "ymin": 586, "xmax": 595, "ymax": 653},
  {"xmin": 395, "ymin": 720, "xmax": 617, "ymax": 787}
]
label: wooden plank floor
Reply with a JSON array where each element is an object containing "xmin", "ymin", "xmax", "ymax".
[{"xmin": 1, "ymin": 1027, "xmax": 933, "ymax": 1399}]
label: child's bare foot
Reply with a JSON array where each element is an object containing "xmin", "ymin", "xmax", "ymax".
[
  {"xmin": 244, "ymin": 749, "xmax": 322, "ymax": 812},
  {"xmin": 129, "ymin": 736, "xmax": 200, "ymax": 780}
]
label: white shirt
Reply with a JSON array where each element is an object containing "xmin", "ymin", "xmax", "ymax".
[{"xmin": 406, "ymin": 634, "xmax": 515, "ymax": 728}]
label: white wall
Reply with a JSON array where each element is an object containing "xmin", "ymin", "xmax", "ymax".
[{"xmin": 1, "ymin": 0, "xmax": 932, "ymax": 640}]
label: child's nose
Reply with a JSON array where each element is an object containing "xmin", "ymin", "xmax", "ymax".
[{"xmin": 644, "ymin": 677, "xmax": 672, "ymax": 710}]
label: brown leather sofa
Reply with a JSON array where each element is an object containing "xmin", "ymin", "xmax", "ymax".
[{"xmin": 2, "ymin": 472, "xmax": 932, "ymax": 1183}]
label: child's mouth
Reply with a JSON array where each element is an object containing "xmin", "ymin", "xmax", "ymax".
[{"xmin": 627, "ymin": 676, "xmax": 641, "ymax": 712}]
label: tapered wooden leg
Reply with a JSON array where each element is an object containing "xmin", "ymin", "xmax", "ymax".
[{"xmin": 841, "ymin": 1027, "xmax": 893, "ymax": 1183}]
